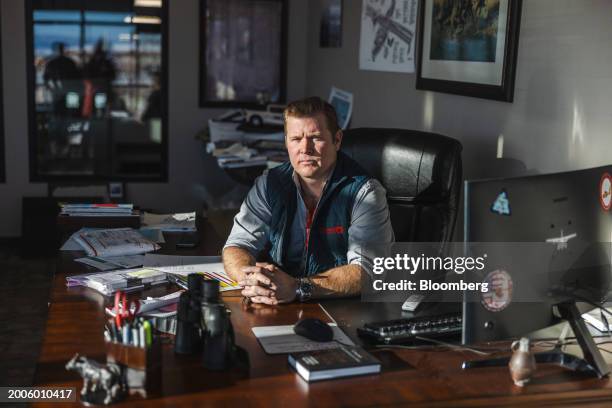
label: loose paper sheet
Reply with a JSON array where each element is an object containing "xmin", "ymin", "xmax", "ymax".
[{"xmin": 252, "ymin": 323, "xmax": 355, "ymax": 354}]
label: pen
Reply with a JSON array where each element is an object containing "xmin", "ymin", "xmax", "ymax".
[
  {"xmin": 139, "ymin": 322, "xmax": 146, "ymax": 348},
  {"xmin": 109, "ymin": 319, "xmax": 120, "ymax": 343},
  {"xmin": 167, "ymin": 273, "xmax": 189, "ymax": 290},
  {"xmin": 122, "ymin": 324, "xmax": 130, "ymax": 345},
  {"xmin": 132, "ymin": 324, "xmax": 140, "ymax": 347}
]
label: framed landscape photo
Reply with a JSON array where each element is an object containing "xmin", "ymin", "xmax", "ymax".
[{"xmin": 416, "ymin": 0, "xmax": 523, "ymax": 102}]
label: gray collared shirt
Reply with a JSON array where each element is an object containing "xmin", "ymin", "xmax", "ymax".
[{"xmin": 224, "ymin": 171, "xmax": 395, "ymax": 274}]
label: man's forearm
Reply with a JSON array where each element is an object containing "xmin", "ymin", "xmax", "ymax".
[
  {"xmin": 309, "ymin": 264, "xmax": 362, "ymax": 299},
  {"xmin": 222, "ymin": 246, "xmax": 255, "ymax": 282}
]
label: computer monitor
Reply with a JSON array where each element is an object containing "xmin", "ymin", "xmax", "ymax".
[{"xmin": 463, "ymin": 165, "xmax": 612, "ymax": 377}]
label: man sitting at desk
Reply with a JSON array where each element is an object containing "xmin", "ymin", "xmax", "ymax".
[{"xmin": 223, "ymin": 97, "xmax": 394, "ymax": 304}]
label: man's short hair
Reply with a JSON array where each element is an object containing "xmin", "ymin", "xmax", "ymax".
[{"xmin": 284, "ymin": 97, "xmax": 340, "ymax": 135}]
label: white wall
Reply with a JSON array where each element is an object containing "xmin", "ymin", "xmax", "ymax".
[
  {"xmin": 305, "ymin": 0, "xmax": 612, "ymax": 180},
  {"xmin": 0, "ymin": 0, "xmax": 308, "ymax": 237},
  {"xmin": 4, "ymin": 0, "xmax": 610, "ymax": 237}
]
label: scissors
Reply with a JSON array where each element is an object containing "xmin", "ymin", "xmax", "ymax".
[{"xmin": 113, "ymin": 291, "xmax": 140, "ymax": 328}]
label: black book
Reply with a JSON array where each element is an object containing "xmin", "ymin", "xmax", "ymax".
[{"xmin": 288, "ymin": 346, "xmax": 381, "ymax": 382}]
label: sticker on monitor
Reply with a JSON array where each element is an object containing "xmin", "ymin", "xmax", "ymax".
[
  {"xmin": 481, "ymin": 269, "xmax": 513, "ymax": 312},
  {"xmin": 599, "ymin": 173, "xmax": 611, "ymax": 211},
  {"xmin": 490, "ymin": 189, "xmax": 511, "ymax": 216}
]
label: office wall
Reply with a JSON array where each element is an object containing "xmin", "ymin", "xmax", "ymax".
[
  {"xmin": 305, "ymin": 0, "xmax": 612, "ymax": 180},
  {"xmin": 0, "ymin": 0, "xmax": 308, "ymax": 237}
]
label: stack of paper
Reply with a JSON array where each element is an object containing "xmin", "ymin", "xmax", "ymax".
[
  {"xmin": 105, "ymin": 290, "xmax": 182, "ymax": 317},
  {"xmin": 60, "ymin": 203, "xmax": 135, "ymax": 217},
  {"xmin": 143, "ymin": 254, "xmax": 241, "ymax": 292},
  {"xmin": 73, "ymin": 228, "xmax": 160, "ymax": 257},
  {"xmin": 74, "ymin": 254, "xmax": 145, "ymax": 271},
  {"xmin": 66, "ymin": 268, "xmax": 167, "ymax": 296}
]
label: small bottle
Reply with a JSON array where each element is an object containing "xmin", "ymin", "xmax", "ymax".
[{"xmin": 509, "ymin": 337, "xmax": 536, "ymax": 386}]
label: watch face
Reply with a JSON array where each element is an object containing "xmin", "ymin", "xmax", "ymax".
[{"xmin": 298, "ymin": 278, "xmax": 313, "ymax": 302}]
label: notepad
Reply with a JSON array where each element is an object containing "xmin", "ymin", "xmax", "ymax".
[{"xmin": 252, "ymin": 323, "xmax": 355, "ymax": 354}]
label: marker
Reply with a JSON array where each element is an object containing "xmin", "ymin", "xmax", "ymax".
[
  {"xmin": 110, "ymin": 320, "xmax": 121, "ymax": 343},
  {"xmin": 139, "ymin": 323, "xmax": 146, "ymax": 348},
  {"xmin": 143, "ymin": 320, "xmax": 152, "ymax": 347},
  {"xmin": 132, "ymin": 325, "xmax": 140, "ymax": 347},
  {"xmin": 122, "ymin": 324, "xmax": 130, "ymax": 345}
]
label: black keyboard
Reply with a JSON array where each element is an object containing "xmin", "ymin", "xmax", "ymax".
[{"xmin": 357, "ymin": 313, "xmax": 462, "ymax": 344}]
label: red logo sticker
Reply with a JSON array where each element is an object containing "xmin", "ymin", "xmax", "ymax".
[
  {"xmin": 321, "ymin": 226, "xmax": 345, "ymax": 234},
  {"xmin": 600, "ymin": 173, "xmax": 612, "ymax": 211}
]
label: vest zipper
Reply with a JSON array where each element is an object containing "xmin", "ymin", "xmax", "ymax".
[{"xmin": 299, "ymin": 181, "xmax": 332, "ymax": 276}]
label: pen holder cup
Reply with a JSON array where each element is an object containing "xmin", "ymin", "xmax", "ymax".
[{"xmin": 105, "ymin": 338, "xmax": 162, "ymax": 397}]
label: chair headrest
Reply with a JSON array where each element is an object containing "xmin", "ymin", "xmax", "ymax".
[{"xmin": 341, "ymin": 128, "xmax": 462, "ymax": 203}]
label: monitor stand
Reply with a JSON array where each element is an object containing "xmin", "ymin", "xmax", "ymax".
[{"xmin": 461, "ymin": 302, "xmax": 611, "ymax": 378}]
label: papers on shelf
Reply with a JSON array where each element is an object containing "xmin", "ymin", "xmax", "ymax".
[
  {"xmin": 208, "ymin": 111, "xmax": 284, "ymax": 144},
  {"xmin": 141, "ymin": 211, "xmax": 196, "ymax": 232},
  {"xmin": 252, "ymin": 323, "xmax": 355, "ymax": 354},
  {"xmin": 143, "ymin": 254, "xmax": 241, "ymax": 292},
  {"xmin": 66, "ymin": 268, "xmax": 167, "ymax": 296},
  {"xmin": 216, "ymin": 155, "xmax": 268, "ymax": 169},
  {"xmin": 73, "ymin": 228, "xmax": 160, "ymax": 257},
  {"xmin": 60, "ymin": 203, "xmax": 134, "ymax": 215},
  {"xmin": 74, "ymin": 254, "xmax": 145, "ymax": 271},
  {"xmin": 61, "ymin": 228, "xmax": 98, "ymax": 251}
]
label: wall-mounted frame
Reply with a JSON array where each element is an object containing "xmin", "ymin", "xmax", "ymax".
[
  {"xmin": 25, "ymin": 0, "xmax": 169, "ymax": 182},
  {"xmin": 416, "ymin": 0, "xmax": 522, "ymax": 102},
  {"xmin": 0, "ymin": 8, "xmax": 4, "ymax": 183},
  {"xmin": 320, "ymin": 0, "xmax": 342, "ymax": 48},
  {"xmin": 199, "ymin": 0, "xmax": 288, "ymax": 108}
]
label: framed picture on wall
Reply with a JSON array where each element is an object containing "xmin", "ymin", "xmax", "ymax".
[
  {"xmin": 199, "ymin": 0, "xmax": 288, "ymax": 107},
  {"xmin": 320, "ymin": 0, "xmax": 342, "ymax": 48},
  {"xmin": 0, "ymin": 8, "xmax": 4, "ymax": 183},
  {"xmin": 416, "ymin": 0, "xmax": 523, "ymax": 102}
]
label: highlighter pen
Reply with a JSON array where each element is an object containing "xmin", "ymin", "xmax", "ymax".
[
  {"xmin": 143, "ymin": 320, "xmax": 152, "ymax": 347},
  {"xmin": 139, "ymin": 323, "xmax": 146, "ymax": 348}
]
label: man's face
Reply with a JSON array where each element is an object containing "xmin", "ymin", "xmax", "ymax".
[{"xmin": 285, "ymin": 113, "xmax": 342, "ymax": 182}]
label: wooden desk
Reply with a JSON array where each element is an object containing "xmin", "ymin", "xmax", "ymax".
[{"xmin": 33, "ymin": 251, "xmax": 612, "ymax": 407}]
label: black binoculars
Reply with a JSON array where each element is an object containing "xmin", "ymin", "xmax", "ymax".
[{"xmin": 174, "ymin": 274, "xmax": 236, "ymax": 370}]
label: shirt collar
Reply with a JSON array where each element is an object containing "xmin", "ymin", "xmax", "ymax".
[{"xmin": 291, "ymin": 162, "xmax": 337, "ymax": 192}]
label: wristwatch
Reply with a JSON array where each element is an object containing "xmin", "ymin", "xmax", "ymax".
[{"xmin": 296, "ymin": 277, "xmax": 313, "ymax": 302}]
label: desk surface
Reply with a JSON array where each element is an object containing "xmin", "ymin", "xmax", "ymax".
[{"xmin": 33, "ymin": 246, "xmax": 612, "ymax": 407}]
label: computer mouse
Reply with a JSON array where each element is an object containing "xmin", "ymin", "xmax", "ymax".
[{"xmin": 293, "ymin": 318, "xmax": 334, "ymax": 342}]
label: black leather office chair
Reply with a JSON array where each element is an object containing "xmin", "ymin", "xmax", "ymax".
[{"xmin": 341, "ymin": 128, "xmax": 463, "ymax": 244}]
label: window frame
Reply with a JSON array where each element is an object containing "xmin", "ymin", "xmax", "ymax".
[
  {"xmin": 25, "ymin": 0, "xmax": 169, "ymax": 182},
  {"xmin": 198, "ymin": 0, "xmax": 288, "ymax": 108}
]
